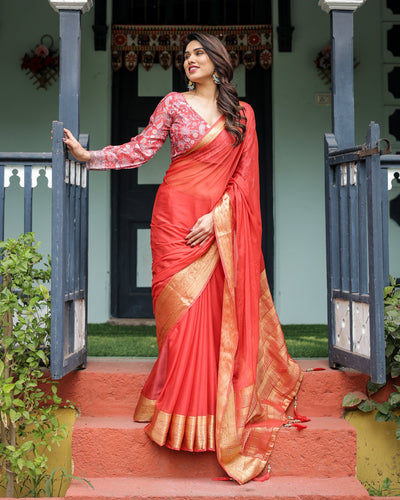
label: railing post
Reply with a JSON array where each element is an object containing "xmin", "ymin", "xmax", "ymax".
[
  {"xmin": 324, "ymin": 133, "xmax": 339, "ymax": 370},
  {"xmin": 366, "ymin": 122, "xmax": 386, "ymax": 383},
  {"xmin": 318, "ymin": 0, "xmax": 367, "ymax": 149},
  {"xmin": 48, "ymin": 0, "xmax": 94, "ymax": 139},
  {"xmin": 51, "ymin": 121, "xmax": 67, "ymax": 380}
]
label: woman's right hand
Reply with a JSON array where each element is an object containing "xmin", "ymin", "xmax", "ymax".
[
  {"xmin": 63, "ymin": 128, "xmax": 91, "ymax": 163},
  {"xmin": 185, "ymin": 212, "xmax": 214, "ymax": 247}
]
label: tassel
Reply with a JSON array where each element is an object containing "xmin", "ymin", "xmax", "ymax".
[
  {"xmin": 253, "ymin": 472, "xmax": 270, "ymax": 481},
  {"xmin": 306, "ymin": 367, "xmax": 326, "ymax": 372},
  {"xmin": 292, "ymin": 422, "xmax": 307, "ymax": 430},
  {"xmin": 212, "ymin": 477, "xmax": 232, "ymax": 481},
  {"xmin": 294, "ymin": 406, "xmax": 311, "ymax": 423},
  {"xmin": 293, "ymin": 395, "xmax": 311, "ymax": 423},
  {"xmin": 283, "ymin": 418, "xmax": 308, "ymax": 430}
]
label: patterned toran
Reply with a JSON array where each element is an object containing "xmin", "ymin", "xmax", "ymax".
[{"xmin": 111, "ymin": 25, "xmax": 273, "ymax": 72}]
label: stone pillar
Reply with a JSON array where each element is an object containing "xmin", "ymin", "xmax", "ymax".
[
  {"xmin": 48, "ymin": 0, "xmax": 94, "ymax": 138},
  {"xmin": 319, "ymin": 0, "xmax": 367, "ymax": 148}
]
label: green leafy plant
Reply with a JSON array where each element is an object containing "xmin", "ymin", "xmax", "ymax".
[
  {"xmin": 0, "ymin": 466, "xmax": 94, "ymax": 498},
  {"xmin": 0, "ymin": 233, "xmax": 68, "ymax": 497},
  {"xmin": 342, "ymin": 276, "xmax": 400, "ymax": 439},
  {"xmin": 384, "ymin": 276, "xmax": 400, "ymax": 379},
  {"xmin": 366, "ymin": 477, "xmax": 400, "ymax": 497}
]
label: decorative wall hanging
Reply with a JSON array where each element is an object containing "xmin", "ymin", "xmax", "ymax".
[
  {"xmin": 21, "ymin": 35, "xmax": 59, "ymax": 90},
  {"xmin": 314, "ymin": 44, "xmax": 359, "ymax": 86},
  {"xmin": 111, "ymin": 25, "xmax": 273, "ymax": 72},
  {"xmin": 314, "ymin": 45, "xmax": 331, "ymax": 85}
]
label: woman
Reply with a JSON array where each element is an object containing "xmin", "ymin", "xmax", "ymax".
[{"xmin": 63, "ymin": 32, "xmax": 303, "ymax": 485}]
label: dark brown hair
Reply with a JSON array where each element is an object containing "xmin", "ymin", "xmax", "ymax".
[{"xmin": 183, "ymin": 32, "xmax": 246, "ymax": 146}]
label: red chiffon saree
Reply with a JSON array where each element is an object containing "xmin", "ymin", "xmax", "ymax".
[{"xmin": 131, "ymin": 102, "xmax": 303, "ymax": 484}]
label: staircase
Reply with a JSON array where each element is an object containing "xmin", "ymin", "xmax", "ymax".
[{"xmin": 53, "ymin": 358, "xmax": 379, "ymax": 500}]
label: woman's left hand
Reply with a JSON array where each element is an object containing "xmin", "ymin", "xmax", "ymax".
[{"xmin": 185, "ymin": 212, "xmax": 214, "ymax": 247}]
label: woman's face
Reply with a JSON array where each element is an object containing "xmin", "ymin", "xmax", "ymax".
[{"xmin": 183, "ymin": 40, "xmax": 215, "ymax": 84}]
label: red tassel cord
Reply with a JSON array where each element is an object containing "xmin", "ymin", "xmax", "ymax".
[
  {"xmin": 283, "ymin": 410, "xmax": 309, "ymax": 430},
  {"xmin": 254, "ymin": 464, "xmax": 271, "ymax": 482},
  {"xmin": 294, "ymin": 406, "xmax": 311, "ymax": 423},
  {"xmin": 293, "ymin": 395, "xmax": 311, "ymax": 423},
  {"xmin": 212, "ymin": 477, "xmax": 232, "ymax": 481},
  {"xmin": 283, "ymin": 418, "xmax": 308, "ymax": 430},
  {"xmin": 291, "ymin": 422, "xmax": 308, "ymax": 430}
]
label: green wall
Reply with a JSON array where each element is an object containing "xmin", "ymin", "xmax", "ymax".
[
  {"xmin": 80, "ymin": 3, "xmax": 112, "ymax": 323},
  {"xmin": 272, "ymin": 0, "xmax": 384, "ymax": 323},
  {"xmin": 0, "ymin": 0, "xmax": 112, "ymax": 322},
  {"xmin": 0, "ymin": 0, "xmax": 396, "ymax": 324}
]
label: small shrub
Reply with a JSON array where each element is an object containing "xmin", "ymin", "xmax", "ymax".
[
  {"xmin": 342, "ymin": 276, "xmax": 400, "ymax": 439},
  {"xmin": 0, "ymin": 233, "xmax": 67, "ymax": 497}
]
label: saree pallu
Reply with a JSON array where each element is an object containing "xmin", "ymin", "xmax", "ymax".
[{"xmin": 134, "ymin": 105, "xmax": 303, "ymax": 484}]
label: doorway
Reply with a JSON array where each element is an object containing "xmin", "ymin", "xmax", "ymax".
[{"xmin": 111, "ymin": 0, "xmax": 273, "ymax": 317}]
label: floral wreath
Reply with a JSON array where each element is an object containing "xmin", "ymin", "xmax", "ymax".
[
  {"xmin": 314, "ymin": 45, "xmax": 332, "ymax": 85},
  {"xmin": 314, "ymin": 44, "xmax": 359, "ymax": 86},
  {"xmin": 21, "ymin": 35, "xmax": 59, "ymax": 90}
]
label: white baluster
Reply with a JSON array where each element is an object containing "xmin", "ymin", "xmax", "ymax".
[
  {"xmin": 32, "ymin": 166, "xmax": 53, "ymax": 188},
  {"xmin": 4, "ymin": 166, "xmax": 24, "ymax": 187}
]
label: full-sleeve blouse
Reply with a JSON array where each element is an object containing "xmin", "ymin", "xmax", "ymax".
[{"xmin": 88, "ymin": 92, "xmax": 212, "ymax": 170}]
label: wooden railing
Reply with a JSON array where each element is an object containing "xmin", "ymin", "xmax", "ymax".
[
  {"xmin": 0, "ymin": 125, "xmax": 90, "ymax": 380},
  {"xmin": 0, "ymin": 153, "xmax": 52, "ymax": 238}
]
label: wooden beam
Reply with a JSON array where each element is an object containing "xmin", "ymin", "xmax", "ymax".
[
  {"xmin": 59, "ymin": 9, "xmax": 81, "ymax": 139},
  {"xmin": 93, "ymin": 0, "xmax": 108, "ymax": 51},
  {"xmin": 277, "ymin": 0, "xmax": 294, "ymax": 52},
  {"xmin": 330, "ymin": 10, "xmax": 355, "ymax": 148}
]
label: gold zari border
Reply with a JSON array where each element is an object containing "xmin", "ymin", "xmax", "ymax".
[
  {"xmin": 154, "ymin": 242, "xmax": 220, "ymax": 348},
  {"xmin": 213, "ymin": 193, "xmax": 234, "ymax": 297},
  {"xmin": 181, "ymin": 118, "xmax": 225, "ymax": 158},
  {"xmin": 213, "ymin": 192, "xmax": 303, "ymax": 484},
  {"xmin": 134, "ymin": 394, "xmax": 156, "ymax": 422},
  {"xmin": 145, "ymin": 408, "xmax": 216, "ymax": 452}
]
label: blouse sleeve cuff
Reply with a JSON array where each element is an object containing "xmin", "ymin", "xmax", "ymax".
[{"xmin": 86, "ymin": 150, "xmax": 107, "ymax": 170}]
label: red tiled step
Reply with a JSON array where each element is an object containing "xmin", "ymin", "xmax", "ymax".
[
  {"xmin": 57, "ymin": 359, "xmax": 150, "ymax": 417},
  {"xmin": 57, "ymin": 359, "xmax": 368, "ymax": 418},
  {"xmin": 65, "ymin": 476, "xmax": 370, "ymax": 500},
  {"xmin": 294, "ymin": 359, "xmax": 368, "ymax": 418},
  {"xmin": 71, "ymin": 416, "xmax": 357, "ymax": 479}
]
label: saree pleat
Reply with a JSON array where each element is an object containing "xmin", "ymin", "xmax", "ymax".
[
  {"xmin": 134, "ymin": 103, "xmax": 303, "ymax": 484},
  {"xmin": 135, "ymin": 259, "xmax": 224, "ymax": 452}
]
